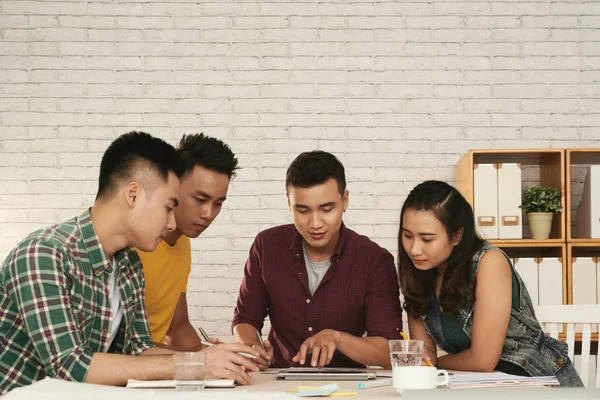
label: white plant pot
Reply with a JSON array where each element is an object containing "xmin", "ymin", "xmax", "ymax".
[{"xmin": 527, "ymin": 212, "xmax": 554, "ymax": 239}]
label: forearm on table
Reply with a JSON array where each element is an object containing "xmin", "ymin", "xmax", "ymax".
[
  {"xmin": 436, "ymin": 348, "xmax": 498, "ymax": 372},
  {"xmin": 85, "ymin": 352, "xmax": 174, "ymax": 385},
  {"xmin": 337, "ymin": 333, "xmax": 391, "ymax": 369},
  {"xmin": 151, "ymin": 342, "xmax": 205, "ymax": 352},
  {"xmin": 142, "ymin": 345, "xmax": 176, "ymax": 355}
]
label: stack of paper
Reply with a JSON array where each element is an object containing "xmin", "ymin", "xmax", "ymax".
[{"xmin": 447, "ymin": 371, "xmax": 559, "ymax": 389}]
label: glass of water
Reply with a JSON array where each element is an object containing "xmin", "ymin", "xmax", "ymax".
[
  {"xmin": 173, "ymin": 352, "xmax": 207, "ymax": 391},
  {"xmin": 389, "ymin": 339, "xmax": 424, "ymax": 367}
]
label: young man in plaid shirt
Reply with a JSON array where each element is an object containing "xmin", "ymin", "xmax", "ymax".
[{"xmin": 0, "ymin": 132, "xmax": 259, "ymax": 395}]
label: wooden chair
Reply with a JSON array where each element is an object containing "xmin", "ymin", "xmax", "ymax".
[{"xmin": 535, "ymin": 304, "xmax": 600, "ymax": 387}]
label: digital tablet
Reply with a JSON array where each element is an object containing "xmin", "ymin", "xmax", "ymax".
[{"xmin": 276, "ymin": 367, "xmax": 377, "ymax": 381}]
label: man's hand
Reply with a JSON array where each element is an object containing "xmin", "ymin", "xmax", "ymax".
[
  {"xmin": 202, "ymin": 344, "xmax": 261, "ymax": 385},
  {"xmin": 251, "ymin": 339, "xmax": 274, "ymax": 371},
  {"xmin": 292, "ymin": 329, "xmax": 341, "ymax": 368}
]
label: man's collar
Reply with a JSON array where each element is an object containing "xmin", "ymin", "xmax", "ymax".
[
  {"xmin": 77, "ymin": 208, "xmax": 111, "ymax": 271},
  {"xmin": 289, "ymin": 222, "xmax": 347, "ymax": 262}
]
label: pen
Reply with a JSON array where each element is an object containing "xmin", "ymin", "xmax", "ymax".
[
  {"xmin": 198, "ymin": 328, "xmax": 257, "ymax": 360},
  {"xmin": 256, "ymin": 329, "xmax": 273, "ymax": 367},
  {"xmin": 357, "ymin": 378, "xmax": 392, "ymax": 390},
  {"xmin": 256, "ymin": 329, "xmax": 266, "ymax": 351},
  {"xmin": 198, "ymin": 326, "xmax": 210, "ymax": 341}
]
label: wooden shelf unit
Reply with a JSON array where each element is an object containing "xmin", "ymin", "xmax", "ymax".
[
  {"xmin": 566, "ymin": 148, "xmax": 600, "ymax": 244},
  {"xmin": 456, "ymin": 149, "xmax": 565, "ymax": 243}
]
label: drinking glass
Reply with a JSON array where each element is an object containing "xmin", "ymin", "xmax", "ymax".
[
  {"xmin": 389, "ymin": 339, "xmax": 424, "ymax": 367},
  {"xmin": 173, "ymin": 352, "xmax": 206, "ymax": 391}
]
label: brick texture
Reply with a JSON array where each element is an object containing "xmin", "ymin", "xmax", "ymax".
[{"xmin": 1, "ymin": 0, "xmax": 599, "ymax": 339}]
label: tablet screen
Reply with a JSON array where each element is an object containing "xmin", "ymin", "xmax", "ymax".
[{"xmin": 283, "ymin": 367, "xmax": 368, "ymax": 374}]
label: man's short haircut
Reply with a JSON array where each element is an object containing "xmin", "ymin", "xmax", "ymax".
[
  {"xmin": 178, "ymin": 133, "xmax": 239, "ymax": 180},
  {"xmin": 286, "ymin": 150, "xmax": 346, "ymax": 195},
  {"xmin": 96, "ymin": 131, "xmax": 185, "ymax": 199}
]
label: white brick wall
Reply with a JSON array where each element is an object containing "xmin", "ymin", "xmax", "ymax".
[{"xmin": 1, "ymin": 0, "xmax": 599, "ymax": 340}]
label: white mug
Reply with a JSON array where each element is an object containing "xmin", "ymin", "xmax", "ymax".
[{"xmin": 392, "ymin": 366, "xmax": 450, "ymax": 392}]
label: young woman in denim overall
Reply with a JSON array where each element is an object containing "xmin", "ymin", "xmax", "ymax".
[{"xmin": 397, "ymin": 180, "xmax": 583, "ymax": 387}]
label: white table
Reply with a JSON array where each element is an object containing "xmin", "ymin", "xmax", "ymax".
[{"xmin": 6, "ymin": 372, "xmax": 600, "ymax": 400}]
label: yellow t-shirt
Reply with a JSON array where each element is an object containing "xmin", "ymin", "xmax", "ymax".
[{"xmin": 136, "ymin": 236, "xmax": 192, "ymax": 344}]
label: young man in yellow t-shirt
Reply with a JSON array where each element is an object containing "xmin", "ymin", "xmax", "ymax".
[{"xmin": 137, "ymin": 133, "xmax": 238, "ymax": 351}]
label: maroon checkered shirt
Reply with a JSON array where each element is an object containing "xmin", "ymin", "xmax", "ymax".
[{"xmin": 232, "ymin": 223, "xmax": 403, "ymax": 368}]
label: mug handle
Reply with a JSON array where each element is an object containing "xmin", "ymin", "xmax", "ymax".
[{"xmin": 437, "ymin": 369, "xmax": 450, "ymax": 387}]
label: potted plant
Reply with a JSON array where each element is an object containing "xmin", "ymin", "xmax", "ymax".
[{"xmin": 519, "ymin": 184, "xmax": 563, "ymax": 239}]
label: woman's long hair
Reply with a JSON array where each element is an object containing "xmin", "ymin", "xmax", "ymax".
[{"xmin": 398, "ymin": 180, "xmax": 484, "ymax": 317}]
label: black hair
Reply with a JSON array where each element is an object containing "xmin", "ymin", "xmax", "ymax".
[
  {"xmin": 178, "ymin": 133, "xmax": 239, "ymax": 179},
  {"xmin": 286, "ymin": 150, "xmax": 346, "ymax": 194},
  {"xmin": 398, "ymin": 180, "xmax": 484, "ymax": 317},
  {"xmin": 96, "ymin": 131, "xmax": 185, "ymax": 199}
]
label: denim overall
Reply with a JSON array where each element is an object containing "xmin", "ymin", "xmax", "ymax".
[{"xmin": 422, "ymin": 243, "xmax": 583, "ymax": 387}]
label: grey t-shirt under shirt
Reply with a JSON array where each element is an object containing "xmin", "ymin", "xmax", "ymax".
[{"xmin": 302, "ymin": 245, "xmax": 332, "ymax": 296}]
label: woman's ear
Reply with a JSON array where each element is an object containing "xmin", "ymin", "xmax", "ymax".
[{"xmin": 452, "ymin": 227, "xmax": 464, "ymax": 246}]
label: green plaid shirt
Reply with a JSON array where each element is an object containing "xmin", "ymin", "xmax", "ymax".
[{"xmin": 0, "ymin": 209, "xmax": 154, "ymax": 394}]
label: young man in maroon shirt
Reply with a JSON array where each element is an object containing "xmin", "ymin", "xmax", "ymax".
[{"xmin": 232, "ymin": 151, "xmax": 403, "ymax": 369}]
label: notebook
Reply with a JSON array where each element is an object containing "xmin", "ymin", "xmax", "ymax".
[
  {"xmin": 277, "ymin": 367, "xmax": 377, "ymax": 381},
  {"xmin": 126, "ymin": 379, "xmax": 236, "ymax": 389}
]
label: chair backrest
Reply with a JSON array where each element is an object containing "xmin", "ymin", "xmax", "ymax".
[{"xmin": 535, "ymin": 304, "xmax": 600, "ymax": 388}]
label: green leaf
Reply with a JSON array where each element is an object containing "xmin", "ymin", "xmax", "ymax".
[{"xmin": 520, "ymin": 184, "xmax": 563, "ymax": 213}]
